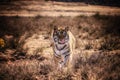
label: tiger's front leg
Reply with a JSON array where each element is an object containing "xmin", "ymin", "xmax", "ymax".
[{"xmin": 59, "ymin": 53, "xmax": 70, "ymax": 69}]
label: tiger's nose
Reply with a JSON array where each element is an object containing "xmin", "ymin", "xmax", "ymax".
[{"xmin": 59, "ymin": 35, "xmax": 64, "ymax": 39}]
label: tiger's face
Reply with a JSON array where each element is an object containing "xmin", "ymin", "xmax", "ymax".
[{"xmin": 53, "ymin": 27, "xmax": 69, "ymax": 44}]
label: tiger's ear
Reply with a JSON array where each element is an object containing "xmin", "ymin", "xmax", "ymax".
[
  {"xmin": 54, "ymin": 26, "xmax": 57, "ymax": 31},
  {"xmin": 65, "ymin": 26, "xmax": 69, "ymax": 31}
]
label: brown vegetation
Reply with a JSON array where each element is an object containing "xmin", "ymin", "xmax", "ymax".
[{"xmin": 0, "ymin": 14, "xmax": 120, "ymax": 80}]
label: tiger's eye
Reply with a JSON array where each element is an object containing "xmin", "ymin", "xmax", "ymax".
[
  {"xmin": 63, "ymin": 31, "xmax": 66, "ymax": 35},
  {"xmin": 57, "ymin": 31, "xmax": 60, "ymax": 35}
]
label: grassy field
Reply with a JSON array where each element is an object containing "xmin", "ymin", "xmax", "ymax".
[{"xmin": 0, "ymin": 14, "xmax": 120, "ymax": 80}]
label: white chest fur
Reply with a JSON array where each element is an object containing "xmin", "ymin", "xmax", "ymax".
[{"xmin": 54, "ymin": 42, "xmax": 70, "ymax": 56}]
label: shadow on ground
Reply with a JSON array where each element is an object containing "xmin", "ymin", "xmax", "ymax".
[{"xmin": 51, "ymin": 0, "xmax": 120, "ymax": 7}]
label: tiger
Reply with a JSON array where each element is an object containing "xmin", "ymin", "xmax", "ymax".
[{"xmin": 51, "ymin": 26, "xmax": 76, "ymax": 71}]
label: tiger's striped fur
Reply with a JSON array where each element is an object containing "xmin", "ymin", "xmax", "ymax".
[{"xmin": 51, "ymin": 26, "xmax": 76, "ymax": 70}]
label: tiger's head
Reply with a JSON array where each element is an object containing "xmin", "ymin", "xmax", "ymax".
[{"xmin": 53, "ymin": 26, "xmax": 69, "ymax": 44}]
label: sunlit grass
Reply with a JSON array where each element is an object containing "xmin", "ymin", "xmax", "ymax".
[{"xmin": 0, "ymin": 15, "xmax": 120, "ymax": 80}]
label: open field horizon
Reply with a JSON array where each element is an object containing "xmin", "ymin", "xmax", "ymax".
[{"xmin": 0, "ymin": 1, "xmax": 120, "ymax": 17}]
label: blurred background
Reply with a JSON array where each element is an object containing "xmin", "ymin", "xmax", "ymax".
[{"xmin": 0, "ymin": 0, "xmax": 120, "ymax": 80}]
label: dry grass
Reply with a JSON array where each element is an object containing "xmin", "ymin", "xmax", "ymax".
[
  {"xmin": 0, "ymin": 1, "xmax": 120, "ymax": 17},
  {"xmin": 0, "ymin": 51, "xmax": 120, "ymax": 80},
  {"xmin": 0, "ymin": 15, "xmax": 120, "ymax": 80}
]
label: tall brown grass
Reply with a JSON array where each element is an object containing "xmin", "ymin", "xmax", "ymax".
[{"xmin": 0, "ymin": 15, "xmax": 120, "ymax": 80}]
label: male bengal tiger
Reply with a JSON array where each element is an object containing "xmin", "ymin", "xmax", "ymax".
[{"xmin": 51, "ymin": 26, "xmax": 76, "ymax": 71}]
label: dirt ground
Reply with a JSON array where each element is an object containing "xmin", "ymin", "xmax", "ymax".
[{"xmin": 0, "ymin": 1, "xmax": 120, "ymax": 80}]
